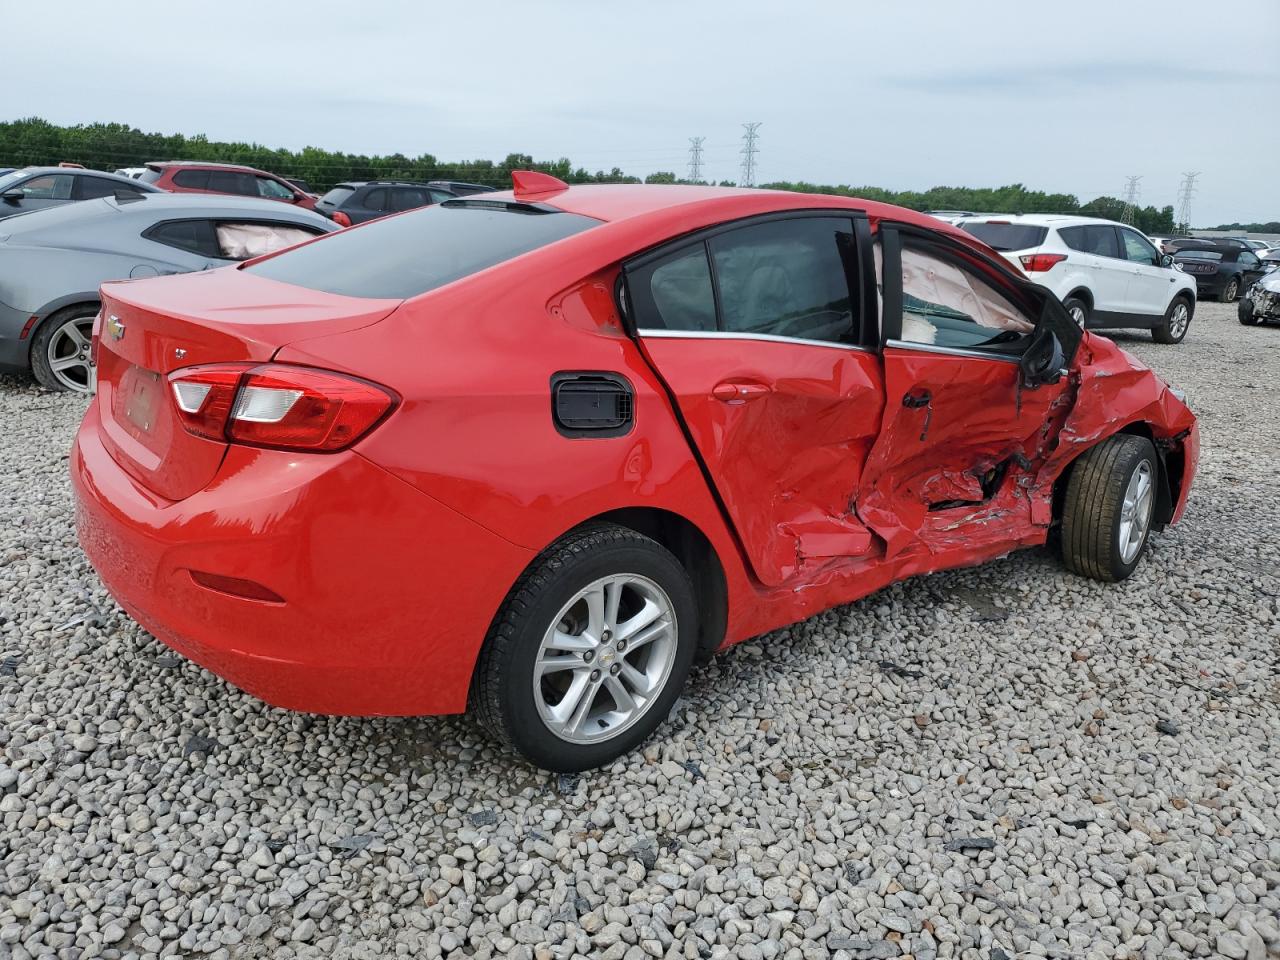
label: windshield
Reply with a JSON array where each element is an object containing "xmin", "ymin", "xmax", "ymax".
[
  {"xmin": 1175, "ymin": 250, "xmax": 1223, "ymax": 261},
  {"xmin": 0, "ymin": 169, "xmax": 35, "ymax": 191},
  {"xmin": 245, "ymin": 201, "xmax": 601, "ymax": 299},
  {"xmin": 959, "ymin": 221, "xmax": 1049, "ymax": 251}
]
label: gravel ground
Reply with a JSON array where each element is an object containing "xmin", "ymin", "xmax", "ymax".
[{"xmin": 1, "ymin": 300, "xmax": 1277, "ymax": 960}]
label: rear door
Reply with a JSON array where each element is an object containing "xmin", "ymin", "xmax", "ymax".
[
  {"xmin": 858, "ymin": 225, "xmax": 1081, "ymax": 558},
  {"xmin": 1066, "ymin": 224, "xmax": 1129, "ymax": 313},
  {"xmin": 625, "ymin": 213, "xmax": 886, "ymax": 586}
]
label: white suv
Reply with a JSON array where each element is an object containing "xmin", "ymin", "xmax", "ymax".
[{"xmin": 958, "ymin": 215, "xmax": 1198, "ymax": 344}]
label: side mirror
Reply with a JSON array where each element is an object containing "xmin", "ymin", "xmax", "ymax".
[
  {"xmin": 1, "ymin": 190, "xmax": 22, "ymax": 204},
  {"xmin": 1019, "ymin": 326, "xmax": 1067, "ymax": 389},
  {"xmin": 1160, "ymin": 253, "xmax": 1174, "ymax": 267}
]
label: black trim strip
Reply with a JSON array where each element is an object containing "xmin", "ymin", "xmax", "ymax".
[{"xmin": 880, "ymin": 227, "xmax": 903, "ymax": 344}]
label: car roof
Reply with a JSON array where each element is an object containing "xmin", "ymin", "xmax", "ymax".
[
  {"xmin": 960, "ymin": 213, "xmax": 1124, "ymax": 228},
  {"xmin": 147, "ymin": 160, "xmax": 274, "ymax": 174},
  {"xmin": 6, "ymin": 165, "xmax": 160, "ymax": 185},
  {"xmin": 0, "ymin": 193, "xmax": 335, "ymax": 236}
]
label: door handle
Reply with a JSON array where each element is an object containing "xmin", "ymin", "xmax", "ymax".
[{"xmin": 712, "ymin": 380, "xmax": 771, "ymax": 403}]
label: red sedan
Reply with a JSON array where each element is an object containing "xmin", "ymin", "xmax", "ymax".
[{"xmin": 72, "ymin": 173, "xmax": 1198, "ymax": 771}]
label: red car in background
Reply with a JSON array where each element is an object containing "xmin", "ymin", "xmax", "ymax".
[
  {"xmin": 71, "ymin": 174, "xmax": 1198, "ymax": 771},
  {"xmin": 139, "ymin": 161, "xmax": 318, "ymax": 210}
]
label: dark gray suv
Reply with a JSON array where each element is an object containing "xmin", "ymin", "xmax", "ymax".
[
  {"xmin": 0, "ymin": 167, "xmax": 159, "ymax": 220},
  {"xmin": 315, "ymin": 179, "xmax": 495, "ymax": 225}
]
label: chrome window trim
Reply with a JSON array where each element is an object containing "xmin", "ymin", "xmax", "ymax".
[
  {"xmin": 638, "ymin": 328, "xmax": 875, "ymax": 354},
  {"xmin": 884, "ymin": 338, "xmax": 1023, "ymax": 364}
]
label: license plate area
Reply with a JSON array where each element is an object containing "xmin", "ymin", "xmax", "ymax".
[{"xmin": 117, "ymin": 365, "xmax": 163, "ymax": 436}]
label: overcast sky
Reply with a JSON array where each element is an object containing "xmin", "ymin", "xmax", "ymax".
[{"xmin": 6, "ymin": 0, "xmax": 1278, "ymax": 224}]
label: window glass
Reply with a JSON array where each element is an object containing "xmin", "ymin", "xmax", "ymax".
[
  {"xmin": 1059, "ymin": 224, "xmax": 1120, "ymax": 258},
  {"xmin": 898, "ymin": 246, "xmax": 1034, "ymax": 349},
  {"xmin": 18, "ymin": 174, "xmax": 73, "ymax": 200},
  {"xmin": 173, "ymin": 169, "xmax": 211, "ymax": 190},
  {"xmin": 319, "ymin": 186, "xmax": 355, "ymax": 207},
  {"xmin": 245, "ymin": 203, "xmax": 600, "ymax": 299},
  {"xmin": 390, "ymin": 188, "xmax": 429, "ymax": 212},
  {"xmin": 709, "ymin": 218, "xmax": 856, "ymax": 343},
  {"xmin": 77, "ymin": 177, "xmax": 131, "ymax": 200},
  {"xmin": 1120, "ymin": 229, "xmax": 1158, "ymax": 265},
  {"xmin": 428, "ymin": 189, "xmax": 454, "ymax": 203},
  {"xmin": 256, "ymin": 176, "xmax": 295, "ymax": 200},
  {"xmin": 1239, "ymin": 252, "xmax": 1260, "ymax": 268},
  {"xmin": 207, "ymin": 170, "xmax": 255, "ymax": 195},
  {"xmin": 958, "ymin": 221, "xmax": 1048, "ymax": 251},
  {"xmin": 147, "ymin": 220, "xmax": 217, "ymax": 258},
  {"xmin": 641, "ymin": 245, "xmax": 717, "ymax": 332},
  {"xmin": 362, "ymin": 188, "xmax": 389, "ymax": 212},
  {"xmin": 1175, "ymin": 250, "xmax": 1222, "ymax": 262},
  {"xmin": 137, "ymin": 168, "xmax": 165, "ymax": 184}
]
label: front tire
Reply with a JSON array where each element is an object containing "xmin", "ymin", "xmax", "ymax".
[
  {"xmin": 31, "ymin": 306, "xmax": 97, "ymax": 393},
  {"xmin": 1152, "ymin": 297, "xmax": 1191, "ymax": 344},
  {"xmin": 1060, "ymin": 435, "xmax": 1159, "ymax": 582},
  {"xmin": 1220, "ymin": 277, "xmax": 1240, "ymax": 303},
  {"xmin": 1238, "ymin": 298, "xmax": 1259, "ymax": 326},
  {"xmin": 470, "ymin": 523, "xmax": 697, "ymax": 771}
]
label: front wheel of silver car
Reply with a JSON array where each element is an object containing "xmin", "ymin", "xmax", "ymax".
[
  {"xmin": 470, "ymin": 523, "xmax": 697, "ymax": 771},
  {"xmin": 31, "ymin": 306, "xmax": 97, "ymax": 393}
]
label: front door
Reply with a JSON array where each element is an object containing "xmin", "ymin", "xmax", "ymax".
[
  {"xmin": 624, "ymin": 213, "xmax": 885, "ymax": 586},
  {"xmin": 858, "ymin": 226, "xmax": 1081, "ymax": 559},
  {"xmin": 1119, "ymin": 226, "xmax": 1173, "ymax": 318}
]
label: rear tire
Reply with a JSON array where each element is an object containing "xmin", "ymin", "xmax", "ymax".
[
  {"xmin": 1219, "ymin": 277, "xmax": 1239, "ymax": 303},
  {"xmin": 1062, "ymin": 296, "xmax": 1089, "ymax": 328},
  {"xmin": 469, "ymin": 523, "xmax": 697, "ymax": 771},
  {"xmin": 1152, "ymin": 297, "xmax": 1191, "ymax": 344},
  {"xmin": 1238, "ymin": 298, "xmax": 1259, "ymax": 326},
  {"xmin": 31, "ymin": 305, "xmax": 97, "ymax": 393},
  {"xmin": 1060, "ymin": 435, "xmax": 1159, "ymax": 582}
]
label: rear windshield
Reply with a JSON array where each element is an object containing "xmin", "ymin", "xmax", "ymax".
[
  {"xmin": 245, "ymin": 201, "xmax": 601, "ymax": 299},
  {"xmin": 318, "ymin": 186, "xmax": 355, "ymax": 207},
  {"xmin": 1175, "ymin": 250, "xmax": 1223, "ymax": 261},
  {"xmin": 959, "ymin": 221, "xmax": 1049, "ymax": 251}
]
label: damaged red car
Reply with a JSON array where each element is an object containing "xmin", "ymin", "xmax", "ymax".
[{"xmin": 72, "ymin": 173, "xmax": 1199, "ymax": 771}]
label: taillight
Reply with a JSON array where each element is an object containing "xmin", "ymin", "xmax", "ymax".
[
  {"xmin": 168, "ymin": 363, "xmax": 396, "ymax": 452},
  {"xmin": 1019, "ymin": 253, "xmax": 1068, "ymax": 272},
  {"xmin": 332, "ymin": 211, "xmax": 352, "ymax": 227}
]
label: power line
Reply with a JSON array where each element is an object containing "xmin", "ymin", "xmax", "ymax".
[
  {"xmin": 1176, "ymin": 172, "xmax": 1200, "ymax": 232},
  {"xmin": 1120, "ymin": 175, "xmax": 1142, "ymax": 225},
  {"xmin": 687, "ymin": 137, "xmax": 705, "ymax": 183},
  {"xmin": 739, "ymin": 123, "xmax": 761, "ymax": 188}
]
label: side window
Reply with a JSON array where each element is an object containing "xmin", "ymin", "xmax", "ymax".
[
  {"xmin": 390, "ymin": 188, "xmax": 429, "ymax": 211},
  {"xmin": 633, "ymin": 244, "xmax": 717, "ymax": 332},
  {"xmin": 897, "ymin": 245, "xmax": 1034, "ymax": 350},
  {"xmin": 19, "ymin": 174, "xmax": 73, "ymax": 200},
  {"xmin": 1067, "ymin": 225, "xmax": 1120, "ymax": 258},
  {"xmin": 213, "ymin": 222, "xmax": 322, "ymax": 261},
  {"xmin": 708, "ymin": 217, "xmax": 857, "ymax": 343},
  {"xmin": 363, "ymin": 188, "xmax": 389, "ymax": 212},
  {"xmin": 76, "ymin": 177, "xmax": 126, "ymax": 200},
  {"xmin": 208, "ymin": 171, "xmax": 256, "ymax": 196},
  {"xmin": 173, "ymin": 169, "xmax": 211, "ymax": 190},
  {"xmin": 146, "ymin": 220, "xmax": 219, "ymax": 258},
  {"xmin": 428, "ymin": 189, "xmax": 454, "ymax": 204},
  {"xmin": 256, "ymin": 176, "xmax": 295, "ymax": 200},
  {"xmin": 1058, "ymin": 226, "xmax": 1086, "ymax": 252},
  {"xmin": 1120, "ymin": 229, "xmax": 1158, "ymax": 266},
  {"xmin": 1239, "ymin": 252, "xmax": 1260, "ymax": 269}
]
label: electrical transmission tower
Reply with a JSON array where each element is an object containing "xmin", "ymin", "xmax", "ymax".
[
  {"xmin": 1120, "ymin": 175, "xmax": 1142, "ymax": 225},
  {"xmin": 687, "ymin": 137, "xmax": 705, "ymax": 183},
  {"xmin": 1176, "ymin": 172, "xmax": 1200, "ymax": 233},
  {"xmin": 740, "ymin": 123, "xmax": 761, "ymax": 187}
]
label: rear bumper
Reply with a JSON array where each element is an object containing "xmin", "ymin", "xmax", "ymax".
[{"xmin": 71, "ymin": 401, "xmax": 533, "ymax": 716}]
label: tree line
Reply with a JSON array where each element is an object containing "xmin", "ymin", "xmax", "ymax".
[{"xmin": 2, "ymin": 116, "xmax": 1176, "ymax": 232}]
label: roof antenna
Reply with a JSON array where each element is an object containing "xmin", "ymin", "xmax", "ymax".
[{"xmin": 512, "ymin": 170, "xmax": 569, "ymax": 199}]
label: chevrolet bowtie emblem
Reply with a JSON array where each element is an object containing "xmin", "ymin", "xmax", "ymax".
[{"xmin": 106, "ymin": 316, "xmax": 126, "ymax": 341}]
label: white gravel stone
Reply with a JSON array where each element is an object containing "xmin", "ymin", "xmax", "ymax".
[{"xmin": 0, "ymin": 301, "xmax": 1277, "ymax": 959}]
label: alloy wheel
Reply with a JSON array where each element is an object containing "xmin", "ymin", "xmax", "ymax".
[
  {"xmin": 45, "ymin": 314, "xmax": 96, "ymax": 393},
  {"xmin": 533, "ymin": 574, "xmax": 677, "ymax": 744},
  {"xmin": 1069, "ymin": 305, "xmax": 1086, "ymax": 327},
  {"xmin": 1118, "ymin": 460, "xmax": 1155, "ymax": 564},
  {"xmin": 1224, "ymin": 279, "xmax": 1239, "ymax": 303},
  {"xmin": 1168, "ymin": 302, "xmax": 1190, "ymax": 339}
]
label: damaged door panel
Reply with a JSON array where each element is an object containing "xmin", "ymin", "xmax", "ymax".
[
  {"xmin": 625, "ymin": 213, "xmax": 885, "ymax": 585},
  {"xmin": 857, "ymin": 227, "xmax": 1077, "ymax": 558}
]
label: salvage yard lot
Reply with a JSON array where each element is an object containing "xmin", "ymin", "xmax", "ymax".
[{"xmin": 1, "ymin": 301, "xmax": 1277, "ymax": 959}]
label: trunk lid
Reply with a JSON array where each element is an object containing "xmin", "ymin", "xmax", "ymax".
[{"xmin": 95, "ymin": 268, "xmax": 401, "ymax": 501}]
